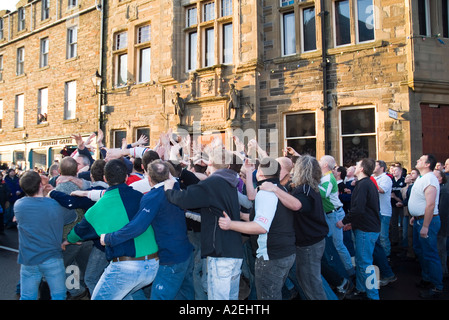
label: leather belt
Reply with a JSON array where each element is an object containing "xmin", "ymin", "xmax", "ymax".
[
  {"xmin": 112, "ymin": 252, "xmax": 158, "ymax": 263},
  {"xmin": 415, "ymin": 214, "xmax": 438, "ymax": 220},
  {"xmin": 326, "ymin": 206, "xmax": 342, "ymax": 214}
]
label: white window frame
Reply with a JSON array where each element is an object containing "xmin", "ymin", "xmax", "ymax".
[
  {"xmin": 283, "ymin": 111, "xmax": 317, "ymax": 153},
  {"xmin": 64, "ymin": 81, "xmax": 76, "ymax": 120},
  {"xmin": 221, "ymin": 0, "xmax": 232, "ymax": 17},
  {"xmin": 137, "ymin": 47, "xmax": 150, "ymax": 83},
  {"xmin": 186, "ymin": 6, "xmax": 197, "ymax": 27},
  {"xmin": 355, "ymin": 0, "xmax": 375, "ymax": 44},
  {"xmin": 0, "ymin": 18, "xmax": 3, "ymax": 39},
  {"xmin": 203, "ymin": 27, "xmax": 215, "ymax": 67},
  {"xmin": 18, "ymin": 7, "xmax": 25, "ymax": 32},
  {"xmin": 300, "ymin": 6, "xmax": 317, "ymax": 53},
  {"xmin": 203, "ymin": 2, "xmax": 215, "ymax": 22},
  {"xmin": 418, "ymin": 0, "xmax": 431, "ymax": 36},
  {"xmin": 42, "ymin": 0, "xmax": 50, "ymax": 20},
  {"xmin": 67, "ymin": 26, "xmax": 78, "ymax": 59},
  {"xmin": 15, "ymin": 94, "xmax": 25, "ymax": 128},
  {"xmin": 16, "ymin": 47, "xmax": 25, "ymax": 76},
  {"xmin": 0, "ymin": 55, "xmax": 3, "ymax": 81},
  {"xmin": 38, "ymin": 87, "xmax": 48, "ymax": 123},
  {"xmin": 40, "ymin": 37, "xmax": 49, "ymax": 68},
  {"xmin": 221, "ymin": 22, "xmax": 233, "ymax": 64},
  {"xmin": 281, "ymin": 10, "xmax": 296, "ymax": 57},
  {"xmin": 332, "ymin": 0, "xmax": 352, "ymax": 48},
  {"xmin": 186, "ymin": 31, "xmax": 197, "ymax": 71},
  {"xmin": 338, "ymin": 105, "xmax": 378, "ymax": 166},
  {"xmin": 0, "ymin": 100, "xmax": 3, "ymax": 128}
]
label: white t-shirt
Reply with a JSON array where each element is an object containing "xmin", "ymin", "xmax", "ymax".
[
  {"xmin": 373, "ymin": 173, "xmax": 392, "ymax": 217},
  {"xmin": 408, "ymin": 172, "xmax": 440, "ymax": 217}
]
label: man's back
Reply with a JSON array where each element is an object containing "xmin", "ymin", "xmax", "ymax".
[{"xmin": 15, "ymin": 197, "xmax": 76, "ymax": 265}]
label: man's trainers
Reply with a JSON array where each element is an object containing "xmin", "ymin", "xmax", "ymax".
[
  {"xmin": 419, "ymin": 287, "xmax": 442, "ymax": 299},
  {"xmin": 336, "ymin": 278, "xmax": 354, "ymax": 300},
  {"xmin": 379, "ymin": 275, "xmax": 397, "ymax": 287}
]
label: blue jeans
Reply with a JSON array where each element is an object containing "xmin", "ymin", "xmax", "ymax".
[
  {"xmin": 379, "ymin": 215, "xmax": 391, "ymax": 256},
  {"xmin": 207, "ymin": 257, "xmax": 242, "ymax": 300},
  {"xmin": 91, "ymin": 258, "xmax": 159, "ymax": 300},
  {"xmin": 187, "ymin": 230, "xmax": 208, "ymax": 300},
  {"xmin": 20, "ymin": 258, "xmax": 66, "ymax": 300},
  {"xmin": 353, "ymin": 229, "xmax": 379, "ymax": 300},
  {"xmin": 84, "ymin": 245, "xmax": 109, "ymax": 296},
  {"xmin": 413, "ymin": 216, "xmax": 443, "ymax": 290},
  {"xmin": 254, "ymin": 253, "xmax": 295, "ymax": 300},
  {"xmin": 324, "ymin": 208, "xmax": 354, "ymax": 274},
  {"xmin": 150, "ymin": 251, "xmax": 195, "ymax": 300}
]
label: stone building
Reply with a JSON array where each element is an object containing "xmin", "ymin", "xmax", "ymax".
[
  {"xmin": 0, "ymin": 0, "xmax": 448, "ymax": 171},
  {"xmin": 0, "ymin": 0, "xmax": 101, "ymax": 169}
]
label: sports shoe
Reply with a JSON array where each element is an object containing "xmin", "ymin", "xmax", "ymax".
[
  {"xmin": 379, "ymin": 275, "xmax": 397, "ymax": 287},
  {"xmin": 419, "ymin": 287, "xmax": 442, "ymax": 299},
  {"xmin": 336, "ymin": 278, "xmax": 354, "ymax": 300}
]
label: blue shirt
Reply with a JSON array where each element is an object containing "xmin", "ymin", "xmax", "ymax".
[
  {"xmin": 104, "ymin": 182, "xmax": 193, "ymax": 265},
  {"xmin": 14, "ymin": 197, "xmax": 77, "ymax": 265}
]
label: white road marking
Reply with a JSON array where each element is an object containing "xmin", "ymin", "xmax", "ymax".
[{"xmin": 0, "ymin": 245, "xmax": 19, "ymax": 253}]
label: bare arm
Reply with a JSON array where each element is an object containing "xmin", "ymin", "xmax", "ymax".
[{"xmin": 259, "ymin": 181, "xmax": 302, "ymax": 211}]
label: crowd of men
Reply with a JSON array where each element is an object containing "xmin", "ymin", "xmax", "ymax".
[{"xmin": 2, "ymin": 128, "xmax": 449, "ymax": 300}]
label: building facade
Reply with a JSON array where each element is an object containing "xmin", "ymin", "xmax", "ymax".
[{"xmin": 0, "ymin": 0, "xmax": 448, "ymax": 171}]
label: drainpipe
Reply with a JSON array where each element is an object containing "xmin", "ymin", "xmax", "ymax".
[
  {"xmin": 97, "ymin": 0, "xmax": 106, "ymax": 136},
  {"xmin": 320, "ymin": 0, "xmax": 331, "ymax": 155}
]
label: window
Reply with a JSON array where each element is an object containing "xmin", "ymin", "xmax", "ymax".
[
  {"xmin": 282, "ymin": 11, "xmax": 296, "ymax": 56},
  {"xmin": 18, "ymin": 7, "xmax": 25, "ymax": 32},
  {"xmin": 0, "ymin": 18, "xmax": 3, "ymax": 39},
  {"xmin": 418, "ymin": 0, "xmax": 430, "ymax": 36},
  {"xmin": 15, "ymin": 94, "xmax": 24, "ymax": 128},
  {"xmin": 0, "ymin": 100, "xmax": 3, "ymax": 128},
  {"xmin": 64, "ymin": 81, "xmax": 76, "ymax": 120},
  {"xmin": 113, "ymin": 130, "xmax": 127, "ymax": 148},
  {"xmin": 221, "ymin": 0, "xmax": 232, "ymax": 17},
  {"xmin": 187, "ymin": 31, "xmax": 197, "ymax": 71},
  {"xmin": 138, "ymin": 48, "xmax": 150, "ymax": 83},
  {"xmin": 116, "ymin": 54, "xmax": 128, "ymax": 87},
  {"xmin": 302, "ymin": 6, "xmax": 316, "ymax": 52},
  {"xmin": 0, "ymin": 55, "xmax": 3, "ymax": 81},
  {"xmin": 340, "ymin": 107, "xmax": 376, "ymax": 166},
  {"xmin": 222, "ymin": 23, "xmax": 233, "ymax": 64},
  {"xmin": 281, "ymin": 0, "xmax": 294, "ymax": 7},
  {"xmin": 17, "ymin": 47, "xmax": 25, "ymax": 76},
  {"xmin": 186, "ymin": 6, "xmax": 197, "ymax": 27},
  {"xmin": 137, "ymin": 26, "xmax": 151, "ymax": 83},
  {"xmin": 114, "ymin": 31, "xmax": 128, "ymax": 87},
  {"xmin": 42, "ymin": 0, "xmax": 50, "ymax": 20},
  {"xmin": 444, "ymin": 0, "xmax": 449, "ymax": 38},
  {"xmin": 136, "ymin": 127, "xmax": 150, "ymax": 146},
  {"xmin": 38, "ymin": 88, "xmax": 48, "ymax": 123},
  {"xmin": 203, "ymin": 2, "xmax": 215, "ymax": 22},
  {"xmin": 115, "ymin": 31, "xmax": 127, "ymax": 50},
  {"xmin": 137, "ymin": 25, "xmax": 150, "ymax": 43},
  {"xmin": 334, "ymin": 0, "xmax": 351, "ymax": 46},
  {"xmin": 285, "ymin": 112, "xmax": 316, "ymax": 157},
  {"xmin": 68, "ymin": 0, "xmax": 78, "ymax": 9},
  {"xmin": 204, "ymin": 27, "xmax": 214, "ymax": 67},
  {"xmin": 356, "ymin": 0, "xmax": 374, "ymax": 43},
  {"xmin": 40, "ymin": 38, "xmax": 49, "ymax": 68},
  {"xmin": 67, "ymin": 27, "xmax": 77, "ymax": 59}
]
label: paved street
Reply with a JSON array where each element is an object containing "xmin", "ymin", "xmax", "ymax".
[{"xmin": 1, "ymin": 226, "xmax": 448, "ymax": 300}]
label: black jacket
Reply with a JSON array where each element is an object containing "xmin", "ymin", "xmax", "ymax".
[
  {"xmin": 165, "ymin": 169, "xmax": 243, "ymax": 259},
  {"xmin": 343, "ymin": 176, "xmax": 380, "ymax": 233}
]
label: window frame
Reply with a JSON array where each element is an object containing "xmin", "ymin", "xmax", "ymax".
[
  {"xmin": 42, "ymin": 0, "xmax": 50, "ymax": 21},
  {"xmin": 16, "ymin": 47, "xmax": 25, "ymax": 76},
  {"xmin": 283, "ymin": 111, "xmax": 317, "ymax": 156},
  {"xmin": 40, "ymin": 37, "xmax": 49, "ymax": 68},
  {"xmin": 136, "ymin": 25, "xmax": 151, "ymax": 84},
  {"xmin": 281, "ymin": 10, "xmax": 297, "ymax": 56},
  {"xmin": 222, "ymin": 22, "xmax": 233, "ymax": 64},
  {"xmin": 333, "ymin": 0, "xmax": 352, "ymax": 48},
  {"xmin": 355, "ymin": 0, "xmax": 375, "ymax": 44},
  {"xmin": 418, "ymin": 0, "xmax": 431, "ymax": 36},
  {"xmin": 18, "ymin": 7, "xmax": 26, "ymax": 32},
  {"xmin": 37, "ymin": 87, "xmax": 48, "ymax": 124},
  {"xmin": 66, "ymin": 26, "xmax": 78, "ymax": 59},
  {"xmin": 338, "ymin": 105, "xmax": 378, "ymax": 166},
  {"xmin": 300, "ymin": 5, "xmax": 317, "ymax": 53},
  {"xmin": 64, "ymin": 80, "xmax": 76, "ymax": 120},
  {"xmin": 0, "ymin": 55, "xmax": 3, "ymax": 81},
  {"xmin": 15, "ymin": 94, "xmax": 25, "ymax": 128}
]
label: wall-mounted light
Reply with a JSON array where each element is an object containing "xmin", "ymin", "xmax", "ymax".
[{"xmin": 91, "ymin": 70, "xmax": 103, "ymax": 95}]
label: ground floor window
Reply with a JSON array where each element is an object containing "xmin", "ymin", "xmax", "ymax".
[{"xmin": 284, "ymin": 112, "xmax": 316, "ymax": 156}]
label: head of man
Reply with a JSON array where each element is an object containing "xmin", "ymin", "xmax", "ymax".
[
  {"xmin": 147, "ymin": 160, "xmax": 170, "ymax": 186},
  {"xmin": 444, "ymin": 158, "xmax": 449, "ymax": 173},
  {"xmin": 355, "ymin": 158, "xmax": 375, "ymax": 179},
  {"xmin": 90, "ymin": 159, "xmax": 106, "ymax": 182},
  {"xmin": 346, "ymin": 165, "xmax": 355, "ymax": 178},
  {"xmin": 409, "ymin": 168, "xmax": 419, "ymax": 182},
  {"xmin": 256, "ymin": 157, "xmax": 281, "ymax": 182},
  {"xmin": 319, "ymin": 155, "xmax": 336, "ymax": 174},
  {"xmin": 75, "ymin": 154, "xmax": 90, "ymax": 173},
  {"xmin": 141, "ymin": 150, "xmax": 160, "ymax": 173},
  {"xmin": 373, "ymin": 160, "xmax": 387, "ymax": 176},
  {"xmin": 276, "ymin": 157, "xmax": 293, "ymax": 183},
  {"xmin": 332, "ymin": 166, "xmax": 346, "ymax": 181},
  {"xmin": 104, "ymin": 159, "xmax": 128, "ymax": 186},
  {"xmin": 416, "ymin": 154, "xmax": 437, "ymax": 174},
  {"xmin": 19, "ymin": 170, "xmax": 43, "ymax": 197},
  {"xmin": 59, "ymin": 156, "xmax": 78, "ymax": 177},
  {"xmin": 392, "ymin": 166, "xmax": 403, "ymax": 179},
  {"xmin": 434, "ymin": 169, "xmax": 447, "ymax": 185}
]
